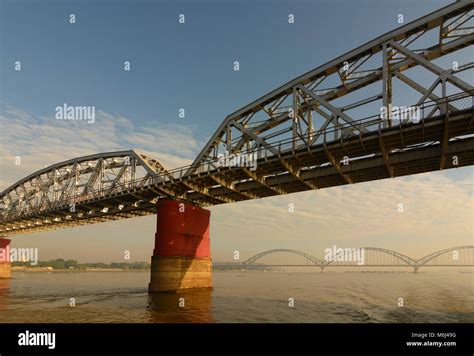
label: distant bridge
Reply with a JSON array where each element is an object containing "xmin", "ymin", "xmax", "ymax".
[
  {"xmin": 1, "ymin": 1, "xmax": 473, "ymax": 237},
  {"xmin": 242, "ymin": 246, "xmax": 474, "ymax": 273}
]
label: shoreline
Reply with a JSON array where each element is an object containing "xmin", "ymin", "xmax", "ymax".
[{"xmin": 12, "ymin": 267, "xmax": 149, "ymax": 272}]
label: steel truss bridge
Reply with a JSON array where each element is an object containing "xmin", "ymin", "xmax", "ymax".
[
  {"xmin": 242, "ymin": 246, "xmax": 474, "ymax": 272},
  {"xmin": 1, "ymin": 1, "xmax": 473, "ymax": 237}
]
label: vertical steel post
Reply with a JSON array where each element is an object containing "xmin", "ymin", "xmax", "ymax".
[{"xmin": 382, "ymin": 44, "xmax": 392, "ymax": 128}]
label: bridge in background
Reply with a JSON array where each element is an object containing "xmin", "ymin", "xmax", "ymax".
[
  {"xmin": 0, "ymin": 1, "xmax": 473, "ymax": 290},
  {"xmin": 241, "ymin": 246, "xmax": 474, "ymax": 273}
]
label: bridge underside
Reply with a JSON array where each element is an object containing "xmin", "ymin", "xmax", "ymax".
[{"xmin": 2, "ymin": 108, "xmax": 472, "ymax": 237}]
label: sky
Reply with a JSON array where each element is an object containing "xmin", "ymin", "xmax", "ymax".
[{"xmin": 0, "ymin": 0, "xmax": 472, "ymax": 263}]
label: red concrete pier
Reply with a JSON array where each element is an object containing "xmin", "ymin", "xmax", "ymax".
[
  {"xmin": 0, "ymin": 239, "xmax": 11, "ymax": 279},
  {"xmin": 148, "ymin": 200, "xmax": 212, "ymax": 292}
]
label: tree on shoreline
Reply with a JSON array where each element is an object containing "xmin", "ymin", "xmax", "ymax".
[{"xmin": 12, "ymin": 259, "xmax": 150, "ymax": 270}]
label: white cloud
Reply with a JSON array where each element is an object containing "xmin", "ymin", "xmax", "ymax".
[{"xmin": 0, "ymin": 105, "xmax": 198, "ymax": 190}]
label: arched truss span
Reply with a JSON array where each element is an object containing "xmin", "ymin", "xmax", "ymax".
[
  {"xmin": 416, "ymin": 245, "xmax": 474, "ymax": 266},
  {"xmin": 243, "ymin": 249, "xmax": 323, "ymax": 266},
  {"xmin": 0, "ymin": 150, "xmax": 177, "ymax": 235},
  {"xmin": 322, "ymin": 247, "xmax": 416, "ymax": 267},
  {"xmin": 243, "ymin": 246, "xmax": 474, "ymax": 268}
]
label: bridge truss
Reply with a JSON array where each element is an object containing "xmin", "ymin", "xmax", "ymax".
[
  {"xmin": 242, "ymin": 246, "xmax": 474, "ymax": 272},
  {"xmin": 0, "ymin": 150, "xmax": 172, "ymax": 235}
]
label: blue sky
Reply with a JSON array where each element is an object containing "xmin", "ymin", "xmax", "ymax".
[
  {"xmin": 1, "ymin": 0, "xmax": 454, "ymax": 147},
  {"xmin": 0, "ymin": 0, "xmax": 472, "ymax": 262}
]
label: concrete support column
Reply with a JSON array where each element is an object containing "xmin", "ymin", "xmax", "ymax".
[
  {"xmin": 149, "ymin": 200, "xmax": 212, "ymax": 293},
  {"xmin": 0, "ymin": 239, "xmax": 11, "ymax": 279}
]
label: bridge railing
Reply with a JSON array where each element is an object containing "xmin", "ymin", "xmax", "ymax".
[
  {"xmin": 271, "ymin": 91, "xmax": 473, "ymax": 153},
  {"xmin": 165, "ymin": 91, "xmax": 474, "ymax": 176}
]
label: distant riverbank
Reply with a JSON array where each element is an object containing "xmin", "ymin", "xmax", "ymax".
[
  {"xmin": 12, "ymin": 267, "xmax": 149, "ymax": 272},
  {"xmin": 11, "ymin": 259, "xmax": 150, "ymax": 271}
]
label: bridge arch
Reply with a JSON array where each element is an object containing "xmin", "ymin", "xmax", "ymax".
[
  {"xmin": 243, "ymin": 246, "xmax": 474, "ymax": 272},
  {"xmin": 416, "ymin": 245, "xmax": 474, "ymax": 267},
  {"xmin": 321, "ymin": 247, "xmax": 416, "ymax": 268}
]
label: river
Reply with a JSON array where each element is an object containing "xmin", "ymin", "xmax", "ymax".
[{"xmin": 0, "ymin": 271, "xmax": 472, "ymax": 323}]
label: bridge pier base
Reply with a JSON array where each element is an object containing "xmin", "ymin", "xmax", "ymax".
[
  {"xmin": 148, "ymin": 200, "xmax": 212, "ymax": 293},
  {"xmin": 0, "ymin": 239, "xmax": 11, "ymax": 279}
]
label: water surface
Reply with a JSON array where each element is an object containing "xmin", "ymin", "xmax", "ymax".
[{"xmin": 0, "ymin": 271, "xmax": 472, "ymax": 323}]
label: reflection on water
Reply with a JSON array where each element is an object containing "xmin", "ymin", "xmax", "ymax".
[
  {"xmin": 148, "ymin": 289, "xmax": 213, "ymax": 323},
  {"xmin": 0, "ymin": 279, "xmax": 10, "ymax": 310},
  {"xmin": 0, "ymin": 271, "xmax": 472, "ymax": 323}
]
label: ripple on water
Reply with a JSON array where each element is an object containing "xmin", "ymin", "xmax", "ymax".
[{"xmin": 0, "ymin": 271, "xmax": 472, "ymax": 323}]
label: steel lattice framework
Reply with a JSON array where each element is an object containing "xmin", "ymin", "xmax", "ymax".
[
  {"xmin": 0, "ymin": 150, "xmax": 173, "ymax": 235},
  {"xmin": 244, "ymin": 249, "xmax": 324, "ymax": 266},
  {"xmin": 321, "ymin": 247, "xmax": 416, "ymax": 268},
  {"xmin": 242, "ymin": 246, "xmax": 474, "ymax": 272},
  {"xmin": 1, "ymin": 1, "xmax": 473, "ymax": 237}
]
